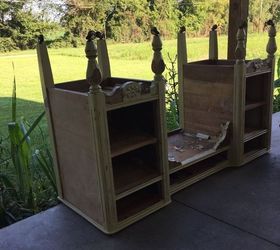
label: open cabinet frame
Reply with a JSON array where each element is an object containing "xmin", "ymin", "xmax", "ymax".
[{"xmin": 37, "ymin": 20, "xmax": 277, "ymax": 234}]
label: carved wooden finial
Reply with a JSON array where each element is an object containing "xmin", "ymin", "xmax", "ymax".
[
  {"xmin": 235, "ymin": 25, "xmax": 246, "ymax": 61},
  {"xmin": 85, "ymin": 31, "xmax": 102, "ymax": 93},
  {"xmin": 151, "ymin": 27, "xmax": 165, "ymax": 76},
  {"xmin": 266, "ymin": 20, "xmax": 277, "ymax": 65}
]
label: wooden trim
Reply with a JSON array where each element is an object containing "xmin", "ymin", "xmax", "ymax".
[
  {"xmin": 177, "ymin": 29, "xmax": 188, "ymax": 130},
  {"xmin": 88, "ymin": 90, "xmax": 117, "ymax": 231},
  {"xmin": 36, "ymin": 42, "xmax": 63, "ymax": 198},
  {"xmin": 97, "ymin": 39, "xmax": 111, "ymax": 79},
  {"xmin": 170, "ymin": 161, "xmax": 229, "ymax": 194},
  {"xmin": 209, "ymin": 28, "xmax": 218, "ymax": 60}
]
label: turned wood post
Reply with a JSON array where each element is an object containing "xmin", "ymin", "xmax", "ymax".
[
  {"xmin": 85, "ymin": 31, "xmax": 102, "ymax": 92},
  {"xmin": 266, "ymin": 20, "xmax": 277, "ymax": 149},
  {"xmin": 151, "ymin": 27, "xmax": 170, "ymax": 203},
  {"xmin": 266, "ymin": 20, "xmax": 277, "ymax": 67},
  {"xmin": 37, "ymin": 35, "xmax": 63, "ymax": 197},
  {"xmin": 151, "ymin": 27, "xmax": 165, "ymax": 90},
  {"xmin": 232, "ymin": 25, "xmax": 247, "ymax": 166},
  {"xmin": 85, "ymin": 31, "xmax": 117, "ymax": 229},
  {"xmin": 177, "ymin": 26, "xmax": 187, "ymax": 130},
  {"xmin": 96, "ymin": 31, "xmax": 111, "ymax": 80},
  {"xmin": 209, "ymin": 25, "xmax": 218, "ymax": 61}
]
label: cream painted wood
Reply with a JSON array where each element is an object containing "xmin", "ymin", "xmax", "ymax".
[
  {"xmin": 38, "ymin": 28, "xmax": 171, "ymax": 234},
  {"xmin": 151, "ymin": 31, "xmax": 171, "ymax": 204},
  {"xmin": 209, "ymin": 25, "xmax": 218, "ymax": 60},
  {"xmin": 86, "ymin": 34, "xmax": 117, "ymax": 232},
  {"xmin": 265, "ymin": 21, "xmax": 277, "ymax": 149},
  {"xmin": 177, "ymin": 27, "xmax": 188, "ymax": 130},
  {"xmin": 37, "ymin": 38, "xmax": 63, "ymax": 198},
  {"xmin": 231, "ymin": 27, "xmax": 246, "ymax": 166},
  {"xmin": 97, "ymin": 36, "xmax": 111, "ymax": 79}
]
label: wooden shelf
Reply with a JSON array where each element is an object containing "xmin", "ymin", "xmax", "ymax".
[
  {"xmin": 245, "ymin": 101, "xmax": 266, "ymax": 111},
  {"xmin": 112, "ymin": 144, "xmax": 160, "ymax": 198},
  {"xmin": 116, "ymin": 183, "xmax": 162, "ymax": 221},
  {"xmin": 113, "ymin": 159, "xmax": 160, "ymax": 198},
  {"xmin": 170, "ymin": 161, "xmax": 229, "ymax": 194},
  {"xmin": 169, "ymin": 146, "xmax": 229, "ymax": 174},
  {"xmin": 110, "ymin": 131, "xmax": 157, "ymax": 157},
  {"xmin": 243, "ymin": 148, "xmax": 268, "ymax": 165},
  {"xmin": 170, "ymin": 151, "xmax": 228, "ymax": 189},
  {"xmin": 244, "ymin": 128, "xmax": 268, "ymax": 142}
]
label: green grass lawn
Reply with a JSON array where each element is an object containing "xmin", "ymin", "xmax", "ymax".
[{"xmin": 0, "ymin": 32, "xmax": 279, "ymax": 134}]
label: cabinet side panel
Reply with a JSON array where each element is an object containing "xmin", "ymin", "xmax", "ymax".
[
  {"xmin": 48, "ymin": 89, "xmax": 104, "ymax": 225},
  {"xmin": 183, "ymin": 65, "xmax": 234, "ymax": 136}
]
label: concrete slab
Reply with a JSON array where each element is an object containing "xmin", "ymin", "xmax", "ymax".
[
  {"xmin": 1, "ymin": 114, "xmax": 280, "ymax": 250},
  {"xmin": 1, "ymin": 203, "xmax": 279, "ymax": 250},
  {"xmin": 174, "ymin": 113, "xmax": 280, "ymax": 245}
]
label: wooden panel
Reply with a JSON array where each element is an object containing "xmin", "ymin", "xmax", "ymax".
[
  {"xmin": 183, "ymin": 64, "xmax": 234, "ymax": 136},
  {"xmin": 55, "ymin": 79, "xmax": 89, "ymax": 92},
  {"xmin": 184, "ymin": 63, "xmax": 234, "ymax": 83},
  {"xmin": 48, "ymin": 89, "xmax": 104, "ymax": 225}
]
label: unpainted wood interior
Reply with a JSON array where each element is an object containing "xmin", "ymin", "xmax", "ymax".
[
  {"xmin": 167, "ymin": 60, "xmax": 233, "ymax": 169},
  {"xmin": 116, "ymin": 182, "xmax": 162, "ymax": 221},
  {"xmin": 169, "ymin": 150, "xmax": 228, "ymax": 187},
  {"xmin": 107, "ymin": 100, "xmax": 165, "ymax": 220}
]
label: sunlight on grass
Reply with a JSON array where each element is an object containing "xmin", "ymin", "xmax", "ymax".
[{"xmin": 0, "ymin": 32, "xmax": 279, "ymax": 132}]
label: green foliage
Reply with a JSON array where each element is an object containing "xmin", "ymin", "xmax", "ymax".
[
  {"xmin": 1, "ymin": 0, "xmax": 280, "ymax": 51},
  {"xmin": 249, "ymin": 0, "xmax": 280, "ymax": 32},
  {"xmin": 0, "ymin": 38, "xmax": 17, "ymax": 52},
  {"xmin": 273, "ymin": 57, "xmax": 280, "ymax": 113},
  {"xmin": 0, "ymin": 73, "xmax": 57, "ymax": 228},
  {"xmin": 165, "ymin": 53, "xmax": 180, "ymax": 131}
]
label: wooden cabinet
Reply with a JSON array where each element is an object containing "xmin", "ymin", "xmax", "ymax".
[
  {"xmin": 37, "ymin": 32, "xmax": 170, "ymax": 234},
  {"xmin": 37, "ymin": 24, "xmax": 277, "ymax": 234},
  {"xmin": 173, "ymin": 23, "xmax": 277, "ymax": 192}
]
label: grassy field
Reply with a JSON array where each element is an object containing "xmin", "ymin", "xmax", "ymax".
[{"xmin": 0, "ymin": 32, "xmax": 279, "ymax": 134}]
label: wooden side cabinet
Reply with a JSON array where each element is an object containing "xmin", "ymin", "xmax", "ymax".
[
  {"xmin": 172, "ymin": 22, "xmax": 277, "ymax": 192},
  {"xmin": 37, "ymin": 31, "xmax": 170, "ymax": 234}
]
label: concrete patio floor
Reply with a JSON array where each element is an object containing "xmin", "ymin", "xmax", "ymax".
[{"xmin": 1, "ymin": 113, "xmax": 280, "ymax": 250}]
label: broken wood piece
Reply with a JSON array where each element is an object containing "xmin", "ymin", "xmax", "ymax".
[{"xmin": 196, "ymin": 133, "xmax": 210, "ymax": 140}]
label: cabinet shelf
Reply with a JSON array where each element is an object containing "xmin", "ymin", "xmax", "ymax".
[
  {"xmin": 116, "ymin": 182, "xmax": 162, "ymax": 221},
  {"xmin": 244, "ymin": 128, "xmax": 268, "ymax": 142},
  {"xmin": 112, "ymin": 144, "xmax": 160, "ymax": 197},
  {"xmin": 245, "ymin": 101, "xmax": 266, "ymax": 111},
  {"xmin": 243, "ymin": 134, "xmax": 267, "ymax": 163},
  {"xmin": 110, "ymin": 131, "xmax": 157, "ymax": 157},
  {"xmin": 170, "ymin": 160, "xmax": 228, "ymax": 194},
  {"xmin": 170, "ymin": 151, "xmax": 228, "ymax": 188},
  {"xmin": 113, "ymin": 160, "xmax": 160, "ymax": 199}
]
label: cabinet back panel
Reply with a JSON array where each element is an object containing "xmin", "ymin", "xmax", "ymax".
[{"xmin": 183, "ymin": 64, "xmax": 234, "ymax": 136}]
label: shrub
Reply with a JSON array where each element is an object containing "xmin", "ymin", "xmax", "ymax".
[
  {"xmin": 0, "ymin": 38, "xmax": 17, "ymax": 52},
  {"xmin": 0, "ymin": 72, "xmax": 57, "ymax": 228}
]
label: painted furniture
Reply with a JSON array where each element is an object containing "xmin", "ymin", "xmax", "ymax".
[
  {"xmin": 173, "ymin": 21, "xmax": 277, "ymax": 193},
  {"xmin": 37, "ymin": 21, "xmax": 277, "ymax": 234},
  {"xmin": 37, "ymin": 30, "xmax": 170, "ymax": 234}
]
